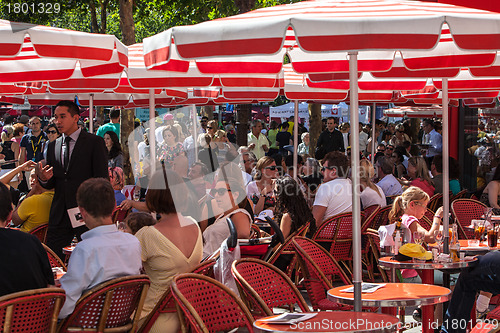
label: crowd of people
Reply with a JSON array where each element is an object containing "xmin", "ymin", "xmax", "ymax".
[{"xmin": 2, "ymin": 101, "xmax": 500, "ymax": 332}]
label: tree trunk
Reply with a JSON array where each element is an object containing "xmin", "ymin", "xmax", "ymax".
[
  {"xmin": 96, "ymin": 107, "xmax": 105, "ymax": 127},
  {"xmin": 120, "ymin": 108, "xmax": 135, "ymax": 185},
  {"xmin": 237, "ymin": 104, "xmax": 251, "ymax": 147},
  {"xmin": 235, "ymin": 0, "xmax": 255, "ymax": 13},
  {"xmin": 201, "ymin": 106, "xmax": 214, "ymax": 120},
  {"xmin": 89, "ymin": 0, "xmax": 99, "ymax": 33},
  {"xmin": 309, "ymin": 103, "xmax": 322, "ymax": 156},
  {"xmin": 100, "ymin": 0, "xmax": 109, "ymax": 34},
  {"xmin": 119, "ymin": 0, "xmax": 135, "ymax": 45}
]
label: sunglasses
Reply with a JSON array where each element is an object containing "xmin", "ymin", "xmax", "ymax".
[
  {"xmin": 213, "ymin": 188, "xmax": 231, "ymax": 196},
  {"xmin": 386, "ymin": 147, "xmax": 394, "ymax": 150},
  {"xmin": 47, "ymin": 130, "xmax": 57, "ymax": 134},
  {"xmin": 264, "ymin": 166, "xmax": 277, "ymax": 171},
  {"xmin": 398, "ymin": 130, "xmax": 405, "ymax": 133},
  {"xmin": 207, "ymin": 126, "xmax": 213, "ymax": 129},
  {"xmin": 201, "ymin": 120, "xmax": 208, "ymax": 123},
  {"xmin": 321, "ymin": 166, "xmax": 336, "ymax": 172}
]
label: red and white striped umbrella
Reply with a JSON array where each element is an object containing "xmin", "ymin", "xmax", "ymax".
[
  {"xmin": 0, "ymin": 20, "xmax": 127, "ymax": 83},
  {"xmin": 144, "ymin": 0, "xmax": 500, "ymax": 74}
]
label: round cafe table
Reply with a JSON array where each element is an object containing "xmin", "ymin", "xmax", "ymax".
[
  {"xmin": 378, "ymin": 257, "xmax": 476, "ymax": 333},
  {"xmin": 254, "ymin": 312, "xmax": 399, "ymax": 333},
  {"xmin": 328, "ymin": 283, "xmax": 451, "ymax": 333}
]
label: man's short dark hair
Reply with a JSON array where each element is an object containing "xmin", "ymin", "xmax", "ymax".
[
  {"xmin": 423, "ymin": 118, "xmax": 434, "ymax": 128},
  {"xmin": 281, "ymin": 122, "xmax": 289, "ymax": 130},
  {"xmin": 376, "ymin": 156, "xmax": 393, "ymax": 175},
  {"xmin": 323, "ymin": 151, "xmax": 349, "ymax": 178},
  {"xmin": 109, "ymin": 108, "xmax": 120, "ymax": 119},
  {"xmin": 432, "ymin": 155, "xmax": 443, "ymax": 173},
  {"xmin": 56, "ymin": 100, "xmax": 80, "ymax": 116},
  {"xmin": 285, "ymin": 154, "xmax": 303, "ymax": 168},
  {"xmin": 201, "ymin": 116, "xmax": 208, "ymax": 121},
  {"xmin": 192, "ymin": 162, "xmax": 209, "ymax": 177},
  {"xmin": 77, "ymin": 178, "xmax": 115, "ymax": 218},
  {"xmin": 0, "ymin": 182, "xmax": 13, "ymax": 222}
]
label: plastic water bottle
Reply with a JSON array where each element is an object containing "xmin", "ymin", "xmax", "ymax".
[
  {"xmin": 71, "ymin": 236, "xmax": 78, "ymax": 248},
  {"xmin": 394, "ymin": 230, "xmax": 402, "ymax": 255}
]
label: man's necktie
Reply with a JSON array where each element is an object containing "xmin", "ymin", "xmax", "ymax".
[{"xmin": 64, "ymin": 136, "xmax": 71, "ymax": 171}]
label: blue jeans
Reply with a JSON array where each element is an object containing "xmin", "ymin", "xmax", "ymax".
[{"xmin": 442, "ymin": 251, "xmax": 500, "ymax": 333}]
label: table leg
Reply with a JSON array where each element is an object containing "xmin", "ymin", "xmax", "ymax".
[
  {"xmin": 419, "ymin": 270, "xmax": 436, "ymax": 333},
  {"xmin": 382, "ymin": 306, "xmax": 398, "ymax": 316}
]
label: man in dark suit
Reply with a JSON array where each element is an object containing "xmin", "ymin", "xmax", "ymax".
[
  {"xmin": 315, "ymin": 117, "xmax": 344, "ymax": 160},
  {"xmin": 37, "ymin": 100, "xmax": 108, "ymax": 259}
]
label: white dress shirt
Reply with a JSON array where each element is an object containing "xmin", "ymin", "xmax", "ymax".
[{"xmin": 58, "ymin": 224, "xmax": 142, "ymax": 318}]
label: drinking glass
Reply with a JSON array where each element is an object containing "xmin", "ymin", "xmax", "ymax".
[
  {"xmin": 413, "ymin": 231, "xmax": 424, "ymax": 246},
  {"xmin": 434, "ymin": 230, "xmax": 444, "ymax": 254},
  {"xmin": 475, "ymin": 222, "xmax": 486, "ymax": 242}
]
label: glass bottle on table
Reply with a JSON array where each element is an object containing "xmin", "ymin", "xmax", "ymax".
[{"xmin": 450, "ymin": 224, "xmax": 461, "ymax": 262}]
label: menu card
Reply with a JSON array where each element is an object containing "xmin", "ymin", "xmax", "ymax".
[
  {"xmin": 259, "ymin": 313, "xmax": 318, "ymax": 324},
  {"xmin": 341, "ymin": 283, "xmax": 386, "ymax": 293}
]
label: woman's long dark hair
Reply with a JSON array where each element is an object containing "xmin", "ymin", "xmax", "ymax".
[
  {"xmin": 274, "ymin": 176, "xmax": 316, "ymax": 237},
  {"xmin": 105, "ymin": 131, "xmax": 122, "ymax": 159}
]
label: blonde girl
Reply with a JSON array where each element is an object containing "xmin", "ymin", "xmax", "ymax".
[{"xmin": 389, "ymin": 186, "xmax": 442, "ymax": 244}]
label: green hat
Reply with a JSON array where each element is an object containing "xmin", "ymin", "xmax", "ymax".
[{"xmin": 394, "ymin": 243, "xmax": 432, "ymax": 261}]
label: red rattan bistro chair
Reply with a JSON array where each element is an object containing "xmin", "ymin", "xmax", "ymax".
[
  {"xmin": 451, "ymin": 199, "xmax": 487, "ymax": 239},
  {"xmin": 42, "ymin": 243, "xmax": 67, "ymax": 272},
  {"xmin": 428, "ymin": 193, "xmax": 443, "ymax": 213},
  {"xmin": 136, "ymin": 260, "xmax": 216, "ymax": 333},
  {"xmin": 371, "ymin": 205, "xmax": 392, "ymax": 231},
  {"xmin": 0, "ymin": 288, "xmax": 65, "ymax": 333},
  {"xmin": 172, "ymin": 273, "xmax": 255, "ymax": 333},
  {"xmin": 232, "ymin": 258, "xmax": 309, "ymax": 318},
  {"xmin": 362, "ymin": 205, "xmax": 381, "ymax": 233},
  {"xmin": 28, "ymin": 223, "xmax": 48, "ymax": 244},
  {"xmin": 266, "ymin": 222, "xmax": 309, "ymax": 284},
  {"xmin": 312, "ymin": 212, "xmax": 357, "ymax": 274},
  {"xmin": 58, "ymin": 275, "xmax": 150, "ymax": 333},
  {"xmin": 364, "ymin": 228, "xmax": 389, "ymax": 283},
  {"xmin": 292, "ymin": 237, "xmax": 352, "ymax": 311}
]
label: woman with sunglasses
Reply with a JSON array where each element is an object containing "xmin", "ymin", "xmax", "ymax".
[
  {"xmin": 246, "ymin": 156, "xmax": 279, "ymax": 215},
  {"xmin": 41, "ymin": 124, "xmax": 60, "ymax": 161},
  {"xmin": 202, "ymin": 175, "xmax": 252, "ymax": 257}
]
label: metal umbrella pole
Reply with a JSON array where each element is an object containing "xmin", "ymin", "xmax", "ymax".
[
  {"xmin": 149, "ymin": 89, "xmax": 156, "ymax": 174},
  {"xmin": 192, "ymin": 105, "xmax": 199, "ymax": 162},
  {"xmin": 89, "ymin": 94, "xmax": 94, "ymax": 134},
  {"xmin": 293, "ymin": 100, "xmax": 299, "ymax": 181},
  {"xmin": 441, "ymin": 79, "xmax": 450, "ymax": 253},
  {"xmin": 349, "ymin": 51, "xmax": 362, "ymax": 312},
  {"xmin": 371, "ymin": 103, "xmax": 377, "ymax": 166}
]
